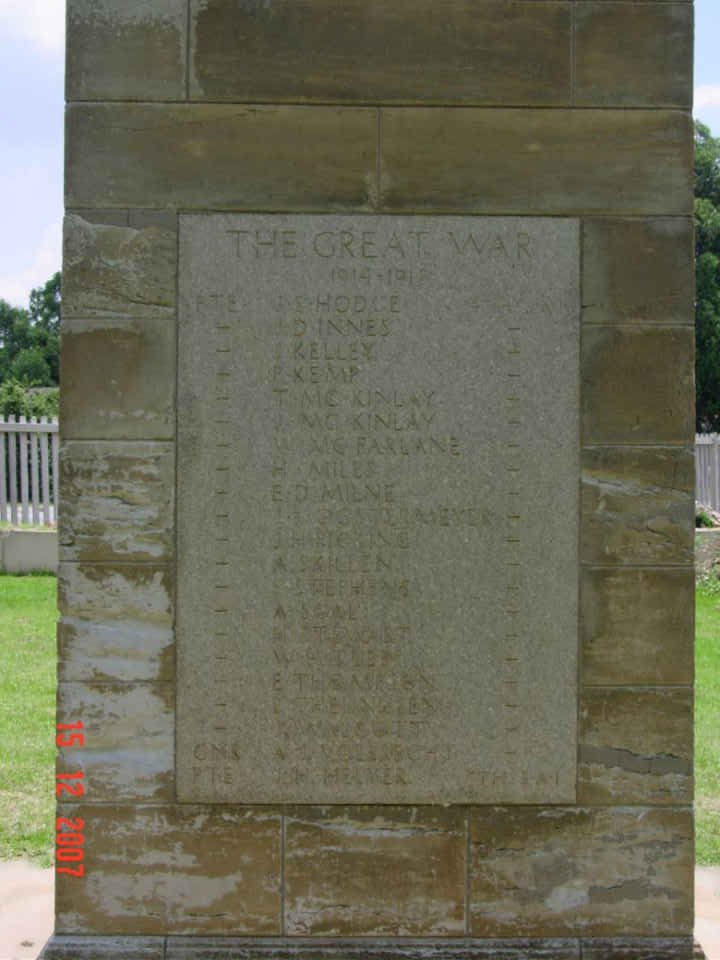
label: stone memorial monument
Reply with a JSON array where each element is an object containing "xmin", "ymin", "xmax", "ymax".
[{"xmin": 43, "ymin": 2, "xmax": 696, "ymax": 958}]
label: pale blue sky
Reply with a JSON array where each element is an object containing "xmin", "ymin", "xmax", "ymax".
[{"xmin": 0, "ymin": 0, "xmax": 719, "ymax": 308}]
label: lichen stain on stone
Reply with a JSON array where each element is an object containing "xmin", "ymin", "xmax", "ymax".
[
  {"xmin": 59, "ymin": 445, "xmax": 174, "ymax": 562},
  {"xmin": 580, "ymin": 745, "xmax": 691, "ymax": 777},
  {"xmin": 287, "ymin": 894, "xmax": 461, "ymax": 936},
  {"xmin": 297, "ymin": 819, "xmax": 447, "ymax": 843},
  {"xmin": 581, "ymin": 764, "xmax": 690, "ymax": 805},
  {"xmin": 588, "ymin": 879, "xmax": 651, "ymax": 905},
  {"xmin": 544, "ymin": 885, "xmax": 589, "ymax": 912}
]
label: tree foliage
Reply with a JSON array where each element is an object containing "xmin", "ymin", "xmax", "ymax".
[
  {"xmin": 0, "ymin": 379, "xmax": 58, "ymax": 419},
  {"xmin": 696, "ymin": 121, "xmax": 720, "ymax": 431},
  {"xmin": 0, "ymin": 272, "xmax": 60, "ymax": 389}
]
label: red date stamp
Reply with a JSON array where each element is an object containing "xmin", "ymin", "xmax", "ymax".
[{"xmin": 55, "ymin": 721, "xmax": 85, "ymax": 877}]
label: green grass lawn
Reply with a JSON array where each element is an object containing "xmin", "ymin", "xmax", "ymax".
[
  {"xmin": 696, "ymin": 579, "xmax": 720, "ymax": 864},
  {"xmin": 0, "ymin": 574, "xmax": 56, "ymax": 865},
  {"xmin": 0, "ymin": 522, "xmax": 55, "ymax": 530},
  {"xmin": 0, "ymin": 573, "xmax": 719, "ymax": 867}
]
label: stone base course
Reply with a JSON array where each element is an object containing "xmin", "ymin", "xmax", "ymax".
[
  {"xmin": 39, "ymin": 936, "xmax": 699, "ymax": 960},
  {"xmin": 50, "ymin": 804, "xmax": 692, "ymax": 940}
]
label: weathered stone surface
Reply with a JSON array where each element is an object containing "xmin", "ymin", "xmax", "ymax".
[
  {"xmin": 575, "ymin": 3, "xmax": 692, "ymax": 107},
  {"xmin": 55, "ymin": 805, "xmax": 281, "ymax": 935},
  {"xmin": 67, "ymin": 0, "xmax": 187, "ymax": 100},
  {"xmin": 696, "ymin": 529, "xmax": 720, "ymax": 578},
  {"xmin": 62, "ymin": 213, "xmax": 177, "ymax": 433},
  {"xmin": 58, "ymin": 563, "xmax": 173, "ymax": 683},
  {"xmin": 59, "ymin": 442, "xmax": 174, "ymax": 563},
  {"xmin": 66, "ymin": 105, "xmax": 377, "ymax": 210},
  {"xmin": 190, "ymin": 0, "xmax": 571, "ymax": 105},
  {"xmin": 380, "ymin": 109, "xmax": 692, "ymax": 215},
  {"xmin": 176, "ymin": 214, "xmax": 579, "ymax": 805},
  {"xmin": 166, "ymin": 940, "xmax": 581, "ymax": 960},
  {"xmin": 581, "ymin": 327, "xmax": 694, "ymax": 445},
  {"xmin": 580, "ymin": 939, "xmax": 695, "ymax": 960},
  {"xmin": 56, "ymin": 682, "xmax": 174, "ymax": 801},
  {"xmin": 578, "ymin": 687, "xmax": 693, "ymax": 804},
  {"xmin": 39, "ymin": 936, "xmax": 165, "ymax": 960},
  {"xmin": 580, "ymin": 447, "xmax": 694, "ymax": 566},
  {"xmin": 581, "ymin": 568, "xmax": 694, "ymax": 686},
  {"xmin": 285, "ymin": 807, "xmax": 466, "ymax": 936},
  {"xmin": 469, "ymin": 807, "xmax": 693, "ymax": 937},
  {"xmin": 582, "ymin": 219, "xmax": 694, "ymax": 326},
  {"xmin": 61, "ymin": 315, "xmax": 176, "ymax": 440},
  {"xmin": 63, "ymin": 215, "xmax": 176, "ymax": 320}
]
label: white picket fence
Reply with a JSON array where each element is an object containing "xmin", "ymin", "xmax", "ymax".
[
  {"xmin": 697, "ymin": 433, "xmax": 720, "ymax": 512},
  {"xmin": 0, "ymin": 416, "xmax": 59, "ymax": 526}
]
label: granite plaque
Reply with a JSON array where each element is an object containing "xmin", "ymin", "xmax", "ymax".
[{"xmin": 176, "ymin": 214, "xmax": 580, "ymax": 804}]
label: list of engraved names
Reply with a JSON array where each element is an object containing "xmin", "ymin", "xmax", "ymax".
[{"xmin": 176, "ymin": 214, "xmax": 580, "ymax": 804}]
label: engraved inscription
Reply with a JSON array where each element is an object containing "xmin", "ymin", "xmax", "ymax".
[{"xmin": 177, "ymin": 215, "xmax": 580, "ymax": 804}]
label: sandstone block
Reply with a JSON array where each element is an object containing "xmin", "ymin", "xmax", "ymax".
[
  {"xmin": 575, "ymin": 3, "xmax": 692, "ymax": 107},
  {"xmin": 61, "ymin": 315, "xmax": 175, "ymax": 440},
  {"xmin": 190, "ymin": 0, "xmax": 571, "ymax": 105},
  {"xmin": 56, "ymin": 682, "xmax": 175, "ymax": 801},
  {"xmin": 380, "ymin": 109, "xmax": 692, "ymax": 215},
  {"xmin": 67, "ymin": 0, "xmax": 187, "ymax": 101},
  {"xmin": 581, "ymin": 326, "xmax": 694, "ymax": 445},
  {"xmin": 55, "ymin": 805, "xmax": 281, "ymax": 935},
  {"xmin": 580, "ymin": 447, "xmax": 694, "ymax": 565},
  {"xmin": 63, "ymin": 215, "xmax": 177, "ymax": 320},
  {"xmin": 66, "ymin": 105, "xmax": 377, "ymax": 211},
  {"xmin": 580, "ymin": 568, "xmax": 694, "ymax": 685},
  {"xmin": 582, "ymin": 219, "xmax": 694, "ymax": 326},
  {"xmin": 58, "ymin": 563, "xmax": 173, "ymax": 683},
  {"xmin": 59, "ymin": 442, "xmax": 174, "ymax": 563},
  {"xmin": 62, "ymin": 215, "xmax": 177, "ymax": 438},
  {"xmin": 578, "ymin": 687, "xmax": 693, "ymax": 804},
  {"xmin": 470, "ymin": 807, "xmax": 693, "ymax": 937},
  {"xmin": 285, "ymin": 806, "xmax": 466, "ymax": 936}
]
